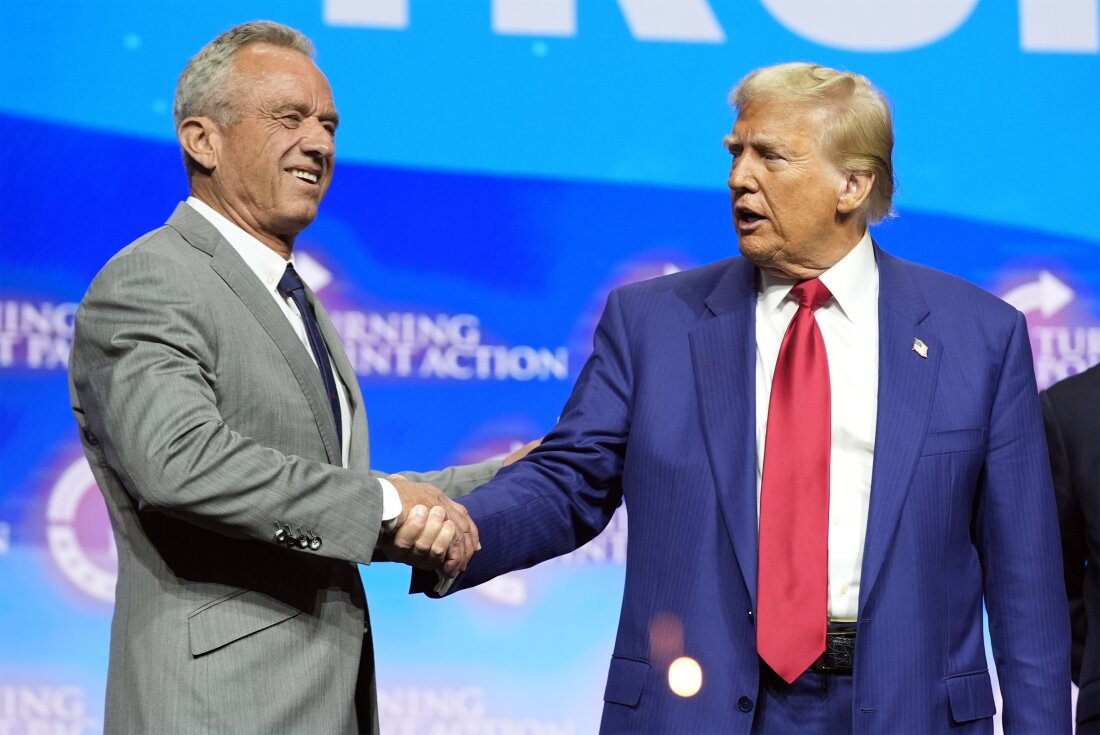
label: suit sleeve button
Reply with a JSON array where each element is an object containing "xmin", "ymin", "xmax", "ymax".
[{"xmin": 738, "ymin": 696, "xmax": 754, "ymax": 712}]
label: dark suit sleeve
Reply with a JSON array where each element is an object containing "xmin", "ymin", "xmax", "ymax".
[
  {"xmin": 1041, "ymin": 387, "xmax": 1089, "ymax": 685},
  {"xmin": 976, "ymin": 311, "xmax": 1072, "ymax": 731},
  {"xmin": 415, "ymin": 289, "xmax": 632, "ymax": 595}
]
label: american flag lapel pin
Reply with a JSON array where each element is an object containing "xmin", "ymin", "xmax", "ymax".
[{"xmin": 912, "ymin": 338, "xmax": 929, "ymax": 359}]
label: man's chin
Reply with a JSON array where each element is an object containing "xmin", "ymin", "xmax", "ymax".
[
  {"xmin": 276, "ymin": 207, "xmax": 321, "ymax": 236},
  {"xmin": 737, "ymin": 237, "xmax": 797, "ymax": 277},
  {"xmin": 736, "ymin": 234, "xmax": 771, "ymax": 262}
]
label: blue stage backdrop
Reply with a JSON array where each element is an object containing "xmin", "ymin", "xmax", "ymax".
[{"xmin": 1, "ymin": 2, "xmax": 1097, "ymax": 733}]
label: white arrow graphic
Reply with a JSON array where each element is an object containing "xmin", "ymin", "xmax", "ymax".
[
  {"xmin": 1001, "ymin": 270, "xmax": 1074, "ymax": 317},
  {"xmin": 295, "ymin": 252, "xmax": 334, "ymax": 293},
  {"xmin": 475, "ymin": 574, "xmax": 528, "ymax": 606}
]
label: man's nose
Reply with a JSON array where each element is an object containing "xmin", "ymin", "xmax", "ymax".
[
  {"xmin": 727, "ymin": 159, "xmax": 756, "ymax": 193},
  {"xmin": 300, "ymin": 120, "xmax": 334, "ymax": 158}
]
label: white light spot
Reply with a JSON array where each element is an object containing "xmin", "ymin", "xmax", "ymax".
[
  {"xmin": 532, "ymin": 40, "xmax": 549, "ymax": 57},
  {"xmin": 668, "ymin": 656, "xmax": 702, "ymax": 697},
  {"xmin": 151, "ymin": 99, "xmax": 168, "ymax": 115},
  {"xmin": 123, "ymin": 33, "xmax": 142, "ymax": 51}
]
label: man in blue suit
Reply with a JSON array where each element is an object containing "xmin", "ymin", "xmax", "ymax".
[{"xmin": 422, "ymin": 63, "xmax": 1070, "ymax": 733}]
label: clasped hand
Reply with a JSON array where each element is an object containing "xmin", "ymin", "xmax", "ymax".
[{"xmin": 378, "ymin": 475, "xmax": 479, "ymax": 578}]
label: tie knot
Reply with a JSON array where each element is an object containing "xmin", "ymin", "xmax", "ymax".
[
  {"xmin": 277, "ymin": 264, "xmax": 306, "ymax": 297},
  {"xmin": 790, "ymin": 278, "xmax": 832, "ymax": 311}
]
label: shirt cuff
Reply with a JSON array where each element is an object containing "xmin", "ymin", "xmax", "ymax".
[
  {"xmin": 434, "ymin": 572, "xmax": 456, "ymax": 596},
  {"xmin": 379, "ymin": 477, "xmax": 401, "ymax": 533}
]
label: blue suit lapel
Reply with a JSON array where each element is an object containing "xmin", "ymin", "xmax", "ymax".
[
  {"xmin": 859, "ymin": 247, "xmax": 942, "ymax": 612},
  {"xmin": 689, "ymin": 258, "xmax": 760, "ymax": 608}
]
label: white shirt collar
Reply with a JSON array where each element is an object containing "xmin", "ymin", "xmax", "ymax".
[
  {"xmin": 758, "ymin": 230, "xmax": 877, "ymax": 325},
  {"xmin": 186, "ymin": 196, "xmax": 293, "ymax": 288}
]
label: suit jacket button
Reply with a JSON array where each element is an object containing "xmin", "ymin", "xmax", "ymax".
[
  {"xmin": 309, "ymin": 536, "xmax": 322, "ymax": 551},
  {"xmin": 274, "ymin": 524, "xmax": 287, "ymax": 544},
  {"xmin": 738, "ymin": 696, "xmax": 754, "ymax": 712}
]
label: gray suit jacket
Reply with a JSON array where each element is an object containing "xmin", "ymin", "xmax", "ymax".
[{"xmin": 69, "ymin": 202, "xmax": 499, "ymax": 735}]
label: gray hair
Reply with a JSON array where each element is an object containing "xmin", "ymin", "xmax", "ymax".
[
  {"xmin": 174, "ymin": 21, "xmax": 314, "ymax": 174},
  {"xmin": 730, "ymin": 62, "xmax": 896, "ymax": 223}
]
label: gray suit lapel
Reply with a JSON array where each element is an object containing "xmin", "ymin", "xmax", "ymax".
[
  {"xmin": 165, "ymin": 204, "xmax": 343, "ymax": 465},
  {"xmin": 310, "ymin": 291, "xmax": 372, "ymax": 472}
]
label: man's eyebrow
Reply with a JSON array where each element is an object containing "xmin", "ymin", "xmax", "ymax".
[
  {"xmin": 321, "ymin": 111, "xmax": 340, "ymax": 128},
  {"xmin": 723, "ymin": 134, "xmax": 797, "ymax": 160},
  {"xmin": 751, "ymin": 135, "xmax": 786, "ymax": 151},
  {"xmin": 724, "ymin": 133, "xmax": 784, "ymax": 148},
  {"xmin": 272, "ymin": 102, "xmax": 305, "ymax": 115}
]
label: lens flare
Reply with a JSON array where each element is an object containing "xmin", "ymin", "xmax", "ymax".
[{"xmin": 668, "ymin": 656, "xmax": 703, "ymax": 697}]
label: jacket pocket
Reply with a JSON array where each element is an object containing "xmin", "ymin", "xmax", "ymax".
[
  {"xmin": 604, "ymin": 656, "xmax": 650, "ymax": 707},
  {"xmin": 188, "ymin": 588, "xmax": 301, "ymax": 657},
  {"xmin": 945, "ymin": 670, "xmax": 997, "ymax": 723},
  {"xmin": 921, "ymin": 428, "xmax": 985, "ymax": 456}
]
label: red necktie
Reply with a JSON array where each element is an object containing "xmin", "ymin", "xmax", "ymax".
[{"xmin": 757, "ymin": 277, "xmax": 833, "ymax": 684}]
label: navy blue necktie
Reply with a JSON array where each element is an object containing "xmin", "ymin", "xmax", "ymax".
[{"xmin": 277, "ymin": 264, "xmax": 343, "ymax": 449}]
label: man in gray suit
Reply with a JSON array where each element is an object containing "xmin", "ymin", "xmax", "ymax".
[{"xmin": 68, "ymin": 21, "xmax": 510, "ymax": 735}]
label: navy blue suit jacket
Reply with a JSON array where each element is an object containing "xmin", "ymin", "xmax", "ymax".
[{"xmin": 434, "ymin": 248, "xmax": 1070, "ymax": 734}]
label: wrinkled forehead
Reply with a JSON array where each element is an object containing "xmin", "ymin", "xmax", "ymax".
[
  {"xmin": 728, "ymin": 98, "xmax": 830, "ymax": 146},
  {"xmin": 232, "ymin": 43, "xmax": 338, "ymax": 113},
  {"xmin": 734, "ymin": 96, "xmax": 831, "ymax": 127}
]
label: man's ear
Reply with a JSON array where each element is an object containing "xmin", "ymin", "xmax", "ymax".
[
  {"xmin": 178, "ymin": 116, "xmax": 221, "ymax": 172},
  {"xmin": 837, "ymin": 171, "xmax": 874, "ymax": 215}
]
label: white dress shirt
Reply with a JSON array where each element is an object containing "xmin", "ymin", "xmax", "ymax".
[
  {"xmin": 186, "ymin": 197, "xmax": 400, "ymax": 523},
  {"xmin": 755, "ymin": 231, "xmax": 879, "ymax": 621}
]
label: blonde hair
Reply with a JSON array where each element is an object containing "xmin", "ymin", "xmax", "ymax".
[{"xmin": 730, "ymin": 62, "xmax": 896, "ymax": 222}]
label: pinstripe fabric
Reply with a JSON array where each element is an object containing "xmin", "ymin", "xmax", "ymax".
[
  {"xmin": 429, "ymin": 247, "xmax": 1071, "ymax": 734},
  {"xmin": 69, "ymin": 202, "xmax": 501, "ymax": 735}
]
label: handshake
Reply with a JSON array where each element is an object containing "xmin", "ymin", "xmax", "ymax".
[
  {"xmin": 378, "ymin": 475, "xmax": 480, "ymax": 578},
  {"xmin": 376, "ymin": 439, "xmax": 539, "ymax": 578}
]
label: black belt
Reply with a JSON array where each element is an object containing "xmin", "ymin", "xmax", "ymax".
[{"xmin": 810, "ymin": 629, "xmax": 856, "ymax": 674}]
